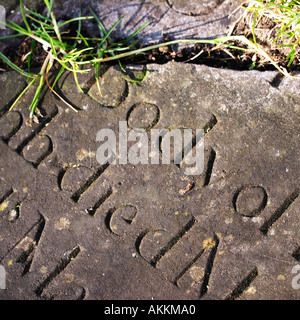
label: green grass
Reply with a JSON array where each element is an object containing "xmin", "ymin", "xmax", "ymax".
[
  {"xmin": 0, "ymin": 0, "xmax": 299, "ymax": 117},
  {"xmin": 0, "ymin": 0, "xmax": 96, "ymax": 116},
  {"xmin": 243, "ymin": 0, "xmax": 300, "ymax": 66}
]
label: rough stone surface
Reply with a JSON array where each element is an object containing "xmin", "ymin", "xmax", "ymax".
[
  {"xmin": 0, "ymin": 62, "xmax": 300, "ymax": 300},
  {"xmin": 78, "ymin": 0, "xmax": 241, "ymax": 44}
]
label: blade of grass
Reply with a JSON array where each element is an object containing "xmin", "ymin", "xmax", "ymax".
[
  {"xmin": 83, "ymin": 38, "xmax": 228, "ymax": 64},
  {"xmin": 118, "ymin": 22, "xmax": 150, "ymax": 45},
  {"xmin": 50, "ymin": 11, "xmax": 62, "ymax": 43},
  {"xmin": 50, "ymin": 65, "xmax": 65, "ymax": 91},
  {"xmin": 24, "ymin": 7, "xmax": 52, "ymax": 22},
  {"xmin": 104, "ymin": 39, "xmax": 140, "ymax": 53},
  {"xmin": 286, "ymin": 47, "xmax": 296, "ymax": 66},
  {"xmin": 5, "ymin": 20, "xmax": 51, "ymax": 49},
  {"xmin": 272, "ymin": 19, "xmax": 293, "ymax": 45},
  {"xmin": 29, "ymin": 73, "xmax": 44, "ymax": 117},
  {"xmin": 94, "ymin": 50, "xmax": 103, "ymax": 96},
  {"xmin": 25, "ymin": 14, "xmax": 52, "ymax": 27},
  {"xmin": 97, "ymin": 16, "xmax": 124, "ymax": 51},
  {"xmin": 5, "ymin": 19, "xmax": 31, "ymax": 34},
  {"xmin": 0, "ymin": 32, "xmax": 24, "ymax": 40},
  {"xmin": 0, "ymin": 52, "xmax": 35, "ymax": 78},
  {"xmin": 40, "ymin": 24, "xmax": 58, "ymax": 58},
  {"xmin": 73, "ymin": 8, "xmax": 82, "ymax": 49},
  {"xmin": 76, "ymin": 31, "xmax": 90, "ymax": 47},
  {"xmin": 252, "ymin": 10, "xmax": 258, "ymax": 48},
  {"xmin": 9, "ymin": 76, "xmax": 37, "ymax": 111},
  {"xmin": 118, "ymin": 59, "xmax": 126, "ymax": 72},
  {"xmin": 27, "ymin": 40, "xmax": 37, "ymax": 73},
  {"xmin": 89, "ymin": 7, "xmax": 108, "ymax": 39},
  {"xmin": 58, "ymin": 16, "xmax": 94, "ymax": 30},
  {"xmin": 44, "ymin": 0, "xmax": 54, "ymax": 19},
  {"xmin": 28, "ymin": 50, "xmax": 52, "ymax": 116},
  {"xmin": 20, "ymin": 0, "xmax": 31, "ymax": 32},
  {"xmin": 44, "ymin": 56, "xmax": 79, "ymax": 112}
]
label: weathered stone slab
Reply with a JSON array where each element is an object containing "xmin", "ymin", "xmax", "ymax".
[
  {"xmin": 80, "ymin": 0, "xmax": 241, "ymax": 44},
  {"xmin": 0, "ymin": 0, "xmax": 242, "ymax": 52},
  {"xmin": 0, "ymin": 62, "xmax": 299, "ymax": 300}
]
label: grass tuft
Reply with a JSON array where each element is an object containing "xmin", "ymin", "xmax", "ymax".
[{"xmin": 241, "ymin": 0, "xmax": 300, "ymax": 66}]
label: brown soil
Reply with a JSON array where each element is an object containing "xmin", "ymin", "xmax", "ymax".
[
  {"xmin": 1, "ymin": 38, "xmax": 48, "ymax": 71},
  {"xmin": 230, "ymin": 8, "xmax": 300, "ymax": 74}
]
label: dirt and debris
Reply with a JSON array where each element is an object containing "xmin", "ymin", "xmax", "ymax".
[{"xmin": 230, "ymin": 7, "xmax": 300, "ymax": 74}]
